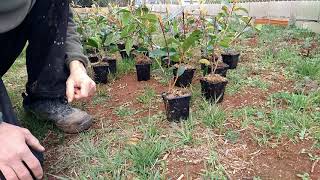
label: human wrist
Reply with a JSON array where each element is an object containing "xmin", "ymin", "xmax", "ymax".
[{"xmin": 69, "ymin": 60, "xmax": 87, "ymax": 75}]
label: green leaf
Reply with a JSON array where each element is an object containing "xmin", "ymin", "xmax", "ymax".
[
  {"xmin": 87, "ymin": 36, "xmax": 101, "ymax": 49},
  {"xmin": 140, "ymin": 14, "xmax": 158, "ymax": 22},
  {"xmin": 234, "ymin": 7, "xmax": 249, "ymax": 14},
  {"xmin": 222, "ymin": 5, "xmax": 229, "ymax": 14},
  {"xmin": 177, "ymin": 66, "xmax": 186, "ymax": 77},
  {"xmin": 182, "ymin": 30, "xmax": 202, "ymax": 52},
  {"xmin": 255, "ymin": 24, "xmax": 263, "ymax": 32},
  {"xmin": 125, "ymin": 38, "xmax": 134, "ymax": 56},
  {"xmin": 219, "ymin": 37, "xmax": 232, "ymax": 48}
]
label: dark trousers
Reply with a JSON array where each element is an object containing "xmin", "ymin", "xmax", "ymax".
[{"xmin": 0, "ymin": 0, "xmax": 69, "ymax": 99}]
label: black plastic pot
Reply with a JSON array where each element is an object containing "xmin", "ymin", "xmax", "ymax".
[
  {"xmin": 201, "ymin": 63, "xmax": 230, "ymax": 77},
  {"xmin": 200, "ymin": 79, "xmax": 228, "ymax": 103},
  {"xmin": 88, "ymin": 56, "xmax": 99, "ymax": 63},
  {"xmin": 117, "ymin": 43, "xmax": 138, "ymax": 60},
  {"xmin": 93, "ymin": 64, "xmax": 109, "ymax": 84},
  {"xmin": 221, "ymin": 52, "xmax": 240, "ymax": 69},
  {"xmin": 162, "ymin": 93, "xmax": 192, "ymax": 122},
  {"xmin": 103, "ymin": 57, "xmax": 117, "ymax": 74},
  {"xmin": 136, "ymin": 63, "xmax": 151, "ymax": 81},
  {"xmin": 173, "ymin": 68, "xmax": 196, "ymax": 87}
]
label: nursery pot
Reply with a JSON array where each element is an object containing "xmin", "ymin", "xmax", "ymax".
[
  {"xmin": 200, "ymin": 79, "xmax": 228, "ymax": 103},
  {"xmin": 202, "ymin": 63, "xmax": 230, "ymax": 77},
  {"xmin": 221, "ymin": 52, "xmax": 240, "ymax": 69},
  {"xmin": 103, "ymin": 57, "xmax": 117, "ymax": 74},
  {"xmin": 162, "ymin": 93, "xmax": 192, "ymax": 122},
  {"xmin": 88, "ymin": 56, "xmax": 99, "ymax": 63},
  {"xmin": 136, "ymin": 63, "xmax": 151, "ymax": 81},
  {"xmin": 173, "ymin": 67, "xmax": 196, "ymax": 87},
  {"xmin": 117, "ymin": 43, "xmax": 137, "ymax": 60},
  {"xmin": 93, "ymin": 64, "xmax": 109, "ymax": 84}
]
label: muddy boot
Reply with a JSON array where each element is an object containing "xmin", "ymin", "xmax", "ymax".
[{"xmin": 23, "ymin": 95, "xmax": 92, "ymax": 134}]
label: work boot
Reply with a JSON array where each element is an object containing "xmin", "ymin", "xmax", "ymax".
[{"xmin": 23, "ymin": 94, "xmax": 92, "ymax": 134}]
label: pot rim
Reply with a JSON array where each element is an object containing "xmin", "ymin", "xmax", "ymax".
[
  {"xmin": 162, "ymin": 92, "xmax": 192, "ymax": 101},
  {"xmin": 200, "ymin": 78, "xmax": 228, "ymax": 85}
]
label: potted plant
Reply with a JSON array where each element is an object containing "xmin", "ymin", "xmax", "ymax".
[
  {"xmin": 100, "ymin": 28, "xmax": 121, "ymax": 74},
  {"xmin": 158, "ymin": 14, "xmax": 201, "ymax": 122},
  {"xmin": 135, "ymin": 53, "xmax": 152, "ymax": 81},
  {"xmin": 74, "ymin": 5, "xmax": 108, "ymax": 63},
  {"xmin": 199, "ymin": 2, "xmax": 254, "ymax": 103},
  {"xmin": 117, "ymin": 5, "xmax": 157, "ymax": 60},
  {"xmin": 117, "ymin": 5, "xmax": 158, "ymax": 81},
  {"xmin": 86, "ymin": 35, "xmax": 109, "ymax": 84}
]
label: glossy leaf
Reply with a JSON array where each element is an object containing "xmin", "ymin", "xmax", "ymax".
[
  {"xmin": 182, "ymin": 30, "xmax": 202, "ymax": 52},
  {"xmin": 125, "ymin": 38, "xmax": 134, "ymax": 56},
  {"xmin": 87, "ymin": 36, "xmax": 101, "ymax": 49},
  {"xmin": 177, "ymin": 66, "xmax": 186, "ymax": 77}
]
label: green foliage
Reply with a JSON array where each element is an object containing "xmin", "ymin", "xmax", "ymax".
[
  {"xmin": 295, "ymin": 57, "xmax": 320, "ymax": 82},
  {"xmin": 125, "ymin": 138, "xmax": 168, "ymax": 178},
  {"xmin": 176, "ymin": 118, "xmax": 195, "ymax": 145},
  {"xmin": 117, "ymin": 5, "xmax": 158, "ymax": 55},
  {"xmin": 137, "ymin": 87, "xmax": 156, "ymax": 105},
  {"xmin": 200, "ymin": 2, "xmax": 256, "ymax": 58},
  {"xmin": 114, "ymin": 106, "xmax": 135, "ymax": 117},
  {"xmin": 202, "ymin": 151, "xmax": 228, "ymax": 179},
  {"xmin": 197, "ymin": 101, "xmax": 226, "ymax": 129},
  {"xmin": 271, "ymin": 92, "xmax": 320, "ymax": 111}
]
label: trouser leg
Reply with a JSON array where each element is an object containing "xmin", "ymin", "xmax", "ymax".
[{"xmin": 25, "ymin": 0, "xmax": 70, "ymax": 98}]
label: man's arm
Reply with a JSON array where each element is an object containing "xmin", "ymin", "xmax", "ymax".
[
  {"xmin": 65, "ymin": 8, "xmax": 89, "ymax": 68},
  {"xmin": 65, "ymin": 7, "xmax": 96, "ymax": 103}
]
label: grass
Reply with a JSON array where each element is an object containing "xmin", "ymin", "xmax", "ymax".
[
  {"xmin": 175, "ymin": 117, "xmax": 195, "ymax": 146},
  {"xmin": 114, "ymin": 105, "xmax": 135, "ymax": 117},
  {"xmin": 2, "ymin": 25, "xmax": 320, "ymax": 178},
  {"xmin": 125, "ymin": 137, "xmax": 168, "ymax": 179},
  {"xmin": 295, "ymin": 56, "xmax": 320, "ymax": 82},
  {"xmin": 196, "ymin": 100, "xmax": 226, "ymax": 129},
  {"xmin": 137, "ymin": 87, "xmax": 156, "ymax": 105}
]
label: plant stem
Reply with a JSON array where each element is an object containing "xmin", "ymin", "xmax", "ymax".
[
  {"xmin": 182, "ymin": 10, "xmax": 186, "ymax": 37},
  {"xmin": 158, "ymin": 16, "xmax": 171, "ymax": 66},
  {"xmin": 231, "ymin": 17, "xmax": 253, "ymax": 43}
]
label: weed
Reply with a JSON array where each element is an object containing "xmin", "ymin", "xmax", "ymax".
[
  {"xmin": 175, "ymin": 117, "xmax": 195, "ymax": 145},
  {"xmin": 224, "ymin": 129, "xmax": 240, "ymax": 144},
  {"xmin": 270, "ymin": 92, "xmax": 320, "ymax": 111},
  {"xmin": 114, "ymin": 106, "xmax": 135, "ymax": 117},
  {"xmin": 197, "ymin": 101, "xmax": 226, "ymax": 129},
  {"xmin": 295, "ymin": 57, "xmax": 320, "ymax": 82},
  {"xmin": 297, "ymin": 172, "xmax": 311, "ymax": 180},
  {"xmin": 247, "ymin": 76, "xmax": 269, "ymax": 90},
  {"xmin": 92, "ymin": 85, "xmax": 110, "ymax": 105},
  {"xmin": 125, "ymin": 138, "xmax": 168, "ymax": 178},
  {"xmin": 137, "ymin": 87, "xmax": 156, "ymax": 105},
  {"xmin": 202, "ymin": 151, "xmax": 228, "ymax": 179},
  {"xmin": 117, "ymin": 59, "xmax": 136, "ymax": 76}
]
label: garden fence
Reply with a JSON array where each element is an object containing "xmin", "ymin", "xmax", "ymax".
[{"xmin": 140, "ymin": 0, "xmax": 320, "ymax": 22}]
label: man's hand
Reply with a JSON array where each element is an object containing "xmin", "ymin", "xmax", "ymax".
[
  {"xmin": 0, "ymin": 123, "xmax": 45, "ymax": 180},
  {"xmin": 66, "ymin": 60, "xmax": 96, "ymax": 103}
]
